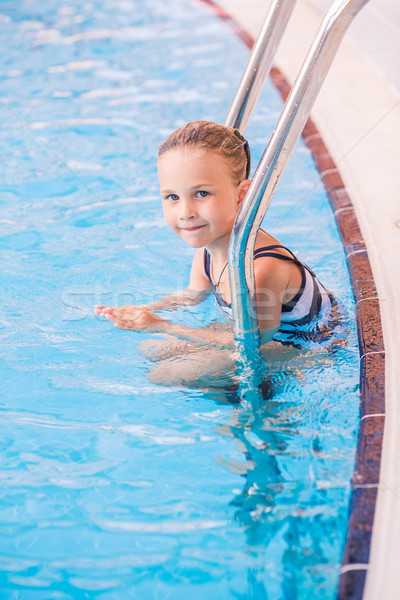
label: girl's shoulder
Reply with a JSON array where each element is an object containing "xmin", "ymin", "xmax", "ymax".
[
  {"xmin": 254, "ymin": 230, "xmax": 292, "ymax": 258},
  {"xmin": 253, "ymin": 230, "xmax": 301, "ymax": 286},
  {"xmin": 189, "ymin": 247, "xmax": 210, "ymax": 291},
  {"xmin": 254, "ymin": 229, "xmax": 279, "ymax": 250}
]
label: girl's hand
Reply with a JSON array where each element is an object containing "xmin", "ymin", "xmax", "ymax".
[
  {"xmin": 95, "ymin": 304, "xmax": 145, "ymax": 318},
  {"xmin": 95, "ymin": 305, "xmax": 166, "ymax": 331},
  {"xmin": 95, "ymin": 304, "xmax": 234, "ymax": 346}
]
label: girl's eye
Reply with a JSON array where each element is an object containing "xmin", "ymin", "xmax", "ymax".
[
  {"xmin": 166, "ymin": 194, "xmax": 179, "ymax": 202},
  {"xmin": 196, "ymin": 190, "xmax": 209, "ymax": 198}
]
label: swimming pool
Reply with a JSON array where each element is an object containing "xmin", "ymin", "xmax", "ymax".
[{"xmin": 0, "ymin": 0, "xmax": 360, "ymax": 597}]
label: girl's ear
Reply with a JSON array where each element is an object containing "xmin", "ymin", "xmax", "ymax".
[{"xmin": 237, "ymin": 179, "xmax": 251, "ymax": 206}]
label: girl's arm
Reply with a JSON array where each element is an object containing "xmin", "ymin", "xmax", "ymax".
[
  {"xmin": 97, "ymin": 248, "xmax": 236, "ymax": 347},
  {"xmin": 97, "ymin": 250, "xmax": 296, "ymax": 350},
  {"xmin": 104, "ymin": 305, "xmax": 278, "ymax": 349},
  {"xmin": 102, "ymin": 253, "xmax": 284, "ymax": 349},
  {"xmin": 104, "ymin": 307, "xmax": 235, "ymax": 348},
  {"xmin": 95, "ymin": 288, "xmax": 208, "ymax": 317},
  {"xmin": 95, "ymin": 249, "xmax": 210, "ymax": 317}
]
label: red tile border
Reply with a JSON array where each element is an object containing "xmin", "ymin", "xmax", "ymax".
[
  {"xmin": 197, "ymin": 1, "xmax": 385, "ymax": 599},
  {"xmin": 197, "ymin": 0, "xmax": 254, "ymax": 48},
  {"xmin": 360, "ymin": 352, "xmax": 385, "ymax": 417},
  {"xmin": 346, "ymin": 250, "xmax": 379, "ymax": 302}
]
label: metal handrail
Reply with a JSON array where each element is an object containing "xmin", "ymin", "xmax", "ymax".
[
  {"xmin": 225, "ymin": 0, "xmax": 297, "ymax": 132},
  {"xmin": 228, "ymin": 0, "xmax": 370, "ymax": 365}
]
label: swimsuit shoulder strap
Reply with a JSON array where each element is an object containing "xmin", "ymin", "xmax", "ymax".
[
  {"xmin": 253, "ymin": 244, "xmax": 301, "ymax": 264},
  {"xmin": 203, "ymin": 248, "xmax": 211, "ymax": 280},
  {"xmin": 253, "ymin": 245, "xmax": 307, "ymax": 313}
]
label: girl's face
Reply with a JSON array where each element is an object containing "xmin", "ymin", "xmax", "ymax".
[{"xmin": 158, "ymin": 148, "xmax": 250, "ymax": 251}]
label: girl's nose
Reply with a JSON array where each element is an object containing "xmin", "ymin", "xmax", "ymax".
[{"xmin": 179, "ymin": 198, "xmax": 197, "ymax": 220}]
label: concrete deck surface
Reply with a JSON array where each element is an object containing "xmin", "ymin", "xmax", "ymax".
[{"xmin": 212, "ymin": 0, "xmax": 400, "ymax": 597}]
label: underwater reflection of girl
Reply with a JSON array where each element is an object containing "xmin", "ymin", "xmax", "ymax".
[
  {"xmin": 213, "ymin": 389, "xmax": 288, "ymax": 598},
  {"xmin": 212, "ymin": 381, "xmax": 337, "ymax": 598},
  {"xmin": 95, "ymin": 121, "xmax": 341, "ymax": 388}
]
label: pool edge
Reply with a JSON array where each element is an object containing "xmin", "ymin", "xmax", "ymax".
[{"xmin": 197, "ymin": 0, "xmax": 385, "ymax": 598}]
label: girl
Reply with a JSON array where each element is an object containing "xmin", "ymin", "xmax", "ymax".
[{"xmin": 95, "ymin": 121, "xmax": 332, "ymax": 385}]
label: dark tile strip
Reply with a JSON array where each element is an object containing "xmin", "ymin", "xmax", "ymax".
[
  {"xmin": 196, "ymin": 2, "xmax": 385, "ymax": 599},
  {"xmin": 339, "ymin": 567, "xmax": 368, "ymax": 600}
]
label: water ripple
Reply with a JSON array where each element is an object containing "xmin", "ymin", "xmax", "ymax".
[
  {"xmin": 30, "ymin": 117, "xmax": 149, "ymax": 131},
  {"xmin": 29, "ymin": 25, "xmax": 165, "ymax": 47},
  {"xmin": 98, "ymin": 518, "xmax": 228, "ymax": 533}
]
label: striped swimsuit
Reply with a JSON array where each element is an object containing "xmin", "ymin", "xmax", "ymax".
[{"xmin": 203, "ymin": 244, "xmax": 332, "ymax": 328}]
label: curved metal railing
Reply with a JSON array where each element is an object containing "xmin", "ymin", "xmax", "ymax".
[
  {"xmin": 228, "ymin": 0, "xmax": 370, "ymax": 367},
  {"xmin": 225, "ymin": 0, "xmax": 297, "ymax": 132}
]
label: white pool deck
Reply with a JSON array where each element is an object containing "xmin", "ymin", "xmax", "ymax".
[{"xmin": 213, "ymin": 0, "xmax": 400, "ymax": 597}]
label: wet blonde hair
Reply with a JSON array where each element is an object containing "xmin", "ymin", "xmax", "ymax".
[{"xmin": 158, "ymin": 120, "xmax": 251, "ymax": 185}]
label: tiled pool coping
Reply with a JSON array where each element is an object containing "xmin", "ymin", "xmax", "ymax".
[{"xmin": 198, "ymin": 1, "xmax": 386, "ymax": 598}]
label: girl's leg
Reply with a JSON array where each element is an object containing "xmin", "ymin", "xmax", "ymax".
[
  {"xmin": 139, "ymin": 337, "xmax": 199, "ymax": 362},
  {"xmin": 147, "ymin": 341, "xmax": 331, "ymax": 389},
  {"xmin": 147, "ymin": 346, "xmax": 239, "ymax": 388}
]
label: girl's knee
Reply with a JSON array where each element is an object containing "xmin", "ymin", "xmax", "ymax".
[
  {"xmin": 139, "ymin": 338, "xmax": 198, "ymax": 362},
  {"xmin": 148, "ymin": 348, "xmax": 238, "ymax": 388}
]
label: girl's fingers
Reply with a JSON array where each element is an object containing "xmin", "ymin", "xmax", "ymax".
[
  {"xmin": 94, "ymin": 305, "xmax": 106, "ymax": 315},
  {"xmin": 95, "ymin": 305, "xmax": 146, "ymax": 319},
  {"xmin": 95, "ymin": 305, "xmax": 115, "ymax": 316}
]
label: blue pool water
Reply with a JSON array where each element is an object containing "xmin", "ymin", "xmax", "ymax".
[{"xmin": 0, "ymin": 0, "xmax": 360, "ymax": 598}]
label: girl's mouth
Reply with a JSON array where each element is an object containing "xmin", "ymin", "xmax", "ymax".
[{"xmin": 181, "ymin": 225, "xmax": 206, "ymax": 232}]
